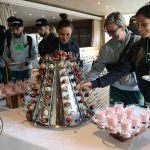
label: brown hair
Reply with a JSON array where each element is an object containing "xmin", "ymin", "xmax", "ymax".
[
  {"xmin": 134, "ymin": 4, "xmax": 150, "ymax": 66},
  {"xmin": 133, "ymin": 39, "xmax": 145, "ymax": 67},
  {"xmin": 56, "ymin": 13, "xmax": 73, "ymax": 31}
]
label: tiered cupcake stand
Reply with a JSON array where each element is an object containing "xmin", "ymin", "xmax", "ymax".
[{"xmin": 26, "ymin": 51, "xmax": 94, "ymax": 127}]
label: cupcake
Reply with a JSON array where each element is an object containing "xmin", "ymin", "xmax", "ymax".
[
  {"xmin": 40, "ymin": 63, "xmax": 46, "ymax": 69},
  {"xmin": 64, "ymin": 109, "xmax": 72, "ymax": 115},
  {"xmin": 45, "ymin": 87, "xmax": 51, "ymax": 92},
  {"xmin": 61, "ymin": 86, "xmax": 68, "ymax": 92},
  {"xmin": 49, "ymin": 64, "xmax": 54, "ymax": 69}
]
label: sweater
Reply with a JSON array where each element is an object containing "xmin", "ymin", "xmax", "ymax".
[
  {"xmin": 38, "ymin": 32, "xmax": 57, "ymax": 57},
  {"xmin": 3, "ymin": 33, "xmax": 37, "ymax": 71},
  {"xmin": 86, "ymin": 31, "xmax": 140, "ymax": 91},
  {"xmin": 92, "ymin": 38, "xmax": 150, "ymax": 103}
]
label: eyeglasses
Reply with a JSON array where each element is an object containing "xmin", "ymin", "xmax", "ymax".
[{"xmin": 105, "ymin": 27, "xmax": 120, "ymax": 36}]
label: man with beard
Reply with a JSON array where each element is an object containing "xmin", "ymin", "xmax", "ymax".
[
  {"xmin": 34, "ymin": 18, "xmax": 57, "ymax": 61},
  {"xmin": 3, "ymin": 18, "xmax": 37, "ymax": 81}
]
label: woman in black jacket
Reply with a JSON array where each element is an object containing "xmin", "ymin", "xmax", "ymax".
[
  {"xmin": 50, "ymin": 13, "xmax": 80, "ymax": 58},
  {"xmin": 80, "ymin": 4, "xmax": 150, "ymax": 104}
]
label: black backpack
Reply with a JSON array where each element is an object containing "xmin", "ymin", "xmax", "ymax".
[{"xmin": 6, "ymin": 34, "xmax": 32, "ymax": 59}]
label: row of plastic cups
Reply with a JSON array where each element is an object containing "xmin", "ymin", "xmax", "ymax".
[
  {"xmin": 106, "ymin": 115, "xmax": 144, "ymax": 134},
  {"xmin": 0, "ymin": 82, "xmax": 29, "ymax": 96},
  {"xmin": 104, "ymin": 106, "xmax": 134, "ymax": 118},
  {"xmin": 95, "ymin": 109, "xmax": 150, "ymax": 127}
]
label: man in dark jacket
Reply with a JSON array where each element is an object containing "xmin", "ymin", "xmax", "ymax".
[
  {"xmin": 34, "ymin": 18, "xmax": 57, "ymax": 59},
  {"xmin": 0, "ymin": 25, "xmax": 6, "ymax": 83}
]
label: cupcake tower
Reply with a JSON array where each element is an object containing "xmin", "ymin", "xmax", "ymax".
[
  {"xmin": 26, "ymin": 60, "xmax": 55, "ymax": 126},
  {"xmin": 26, "ymin": 51, "xmax": 93, "ymax": 127},
  {"xmin": 59, "ymin": 60, "xmax": 93, "ymax": 126}
]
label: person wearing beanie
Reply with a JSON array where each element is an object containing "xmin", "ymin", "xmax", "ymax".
[
  {"xmin": 34, "ymin": 18, "xmax": 57, "ymax": 60},
  {"xmin": 3, "ymin": 18, "xmax": 37, "ymax": 81},
  {"xmin": 49, "ymin": 13, "xmax": 80, "ymax": 58},
  {"xmin": 80, "ymin": 12, "xmax": 144, "ymax": 106},
  {"xmin": 5, "ymin": 16, "xmax": 17, "ymax": 38}
]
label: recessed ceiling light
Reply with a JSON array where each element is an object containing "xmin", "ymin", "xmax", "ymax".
[
  {"xmin": 42, "ymin": 15, "xmax": 45, "ymax": 18},
  {"xmin": 97, "ymin": 2, "xmax": 101, "ymax": 5},
  {"xmin": 52, "ymin": 16, "xmax": 56, "ymax": 19},
  {"xmin": 14, "ymin": 11, "xmax": 17, "ymax": 14},
  {"xmin": 29, "ymin": 13, "xmax": 32, "ymax": 16},
  {"xmin": 105, "ymin": 5, "xmax": 109, "ymax": 8}
]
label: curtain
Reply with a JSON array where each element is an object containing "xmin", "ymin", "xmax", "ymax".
[
  {"xmin": 0, "ymin": 2, "xmax": 14, "ymax": 28},
  {"xmin": 91, "ymin": 19, "xmax": 101, "ymax": 48}
]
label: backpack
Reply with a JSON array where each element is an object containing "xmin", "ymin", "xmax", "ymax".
[{"xmin": 6, "ymin": 34, "xmax": 32, "ymax": 59}]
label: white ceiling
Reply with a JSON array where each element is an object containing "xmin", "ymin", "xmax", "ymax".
[
  {"xmin": 27, "ymin": 0, "xmax": 150, "ymax": 15},
  {"xmin": 1, "ymin": 0, "xmax": 150, "ymax": 27}
]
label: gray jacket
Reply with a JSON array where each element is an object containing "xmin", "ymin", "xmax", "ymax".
[
  {"xmin": 85, "ymin": 31, "xmax": 140, "ymax": 91},
  {"xmin": 3, "ymin": 33, "xmax": 38, "ymax": 71}
]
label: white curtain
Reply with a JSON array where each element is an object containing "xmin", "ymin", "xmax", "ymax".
[
  {"xmin": 91, "ymin": 19, "xmax": 101, "ymax": 48},
  {"xmin": 0, "ymin": 2, "xmax": 14, "ymax": 28}
]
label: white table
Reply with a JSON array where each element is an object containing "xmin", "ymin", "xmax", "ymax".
[{"xmin": 0, "ymin": 105, "xmax": 150, "ymax": 150}]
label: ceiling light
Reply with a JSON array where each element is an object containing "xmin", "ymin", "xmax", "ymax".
[
  {"xmin": 97, "ymin": 2, "xmax": 101, "ymax": 5},
  {"xmin": 14, "ymin": 11, "xmax": 17, "ymax": 14},
  {"xmin": 52, "ymin": 16, "xmax": 56, "ymax": 19},
  {"xmin": 29, "ymin": 13, "xmax": 32, "ymax": 16},
  {"xmin": 70, "ymin": 19, "xmax": 72, "ymax": 22},
  {"xmin": 42, "ymin": 15, "xmax": 45, "ymax": 18},
  {"xmin": 105, "ymin": 5, "xmax": 109, "ymax": 8}
]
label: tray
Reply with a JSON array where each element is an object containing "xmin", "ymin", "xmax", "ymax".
[
  {"xmin": 109, "ymin": 125, "xmax": 146, "ymax": 142},
  {"xmin": 91, "ymin": 105, "xmax": 150, "ymax": 142}
]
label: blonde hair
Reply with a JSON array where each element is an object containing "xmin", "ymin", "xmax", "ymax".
[{"xmin": 104, "ymin": 12, "xmax": 126, "ymax": 28}]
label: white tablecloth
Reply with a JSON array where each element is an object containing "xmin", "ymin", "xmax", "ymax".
[{"xmin": 0, "ymin": 106, "xmax": 150, "ymax": 150}]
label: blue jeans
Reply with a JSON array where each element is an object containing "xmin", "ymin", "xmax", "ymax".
[{"xmin": 11, "ymin": 69, "xmax": 31, "ymax": 81}]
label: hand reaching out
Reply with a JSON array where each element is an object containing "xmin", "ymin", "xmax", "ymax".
[{"xmin": 78, "ymin": 81, "xmax": 93, "ymax": 91}]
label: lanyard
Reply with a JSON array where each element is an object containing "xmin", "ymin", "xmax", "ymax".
[
  {"xmin": 58, "ymin": 41, "xmax": 70, "ymax": 51},
  {"xmin": 146, "ymin": 38, "xmax": 150, "ymax": 64}
]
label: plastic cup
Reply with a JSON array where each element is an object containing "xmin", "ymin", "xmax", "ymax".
[
  {"xmin": 116, "ymin": 110, "xmax": 127, "ymax": 122},
  {"xmin": 141, "ymin": 112, "xmax": 149, "ymax": 123},
  {"xmin": 107, "ymin": 115, "xmax": 117, "ymax": 129},
  {"xmin": 114, "ymin": 101, "xmax": 124, "ymax": 112},
  {"xmin": 126, "ymin": 107, "xmax": 134, "ymax": 119},
  {"xmin": 121, "ymin": 119, "xmax": 132, "ymax": 134},
  {"xmin": 95, "ymin": 110, "xmax": 106, "ymax": 122},
  {"xmin": 106, "ymin": 106, "xmax": 115, "ymax": 116}
]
